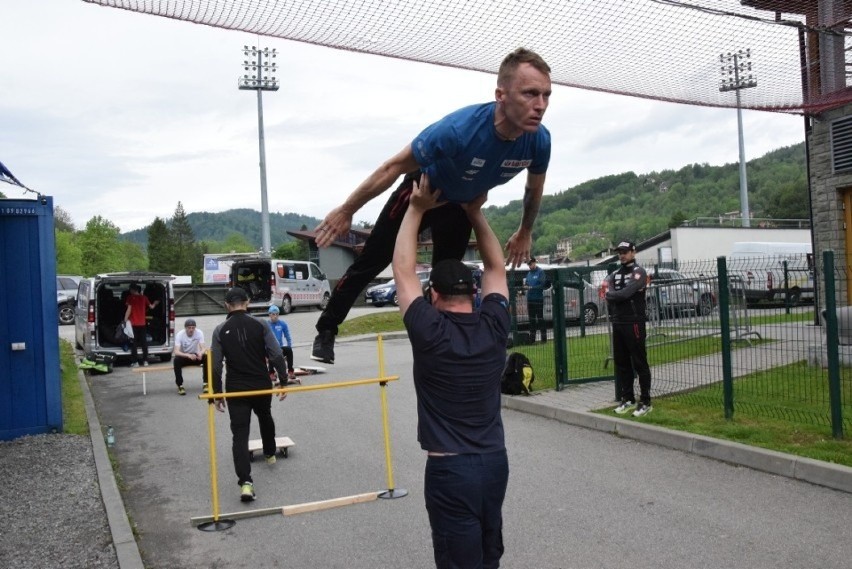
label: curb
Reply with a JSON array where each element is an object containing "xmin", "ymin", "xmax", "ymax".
[
  {"xmin": 503, "ymin": 395, "xmax": 852, "ymax": 495},
  {"xmin": 78, "ymin": 369, "xmax": 146, "ymax": 569}
]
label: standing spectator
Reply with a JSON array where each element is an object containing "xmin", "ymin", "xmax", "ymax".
[
  {"xmin": 267, "ymin": 305, "xmax": 297, "ymax": 385},
  {"xmin": 310, "ymin": 47, "xmax": 552, "ymax": 365},
  {"xmin": 392, "ymin": 174, "xmax": 511, "ymax": 569},
  {"xmin": 173, "ymin": 318, "xmax": 207, "ymax": 396},
  {"xmin": 124, "ymin": 284, "xmax": 160, "ymax": 367},
  {"xmin": 211, "ymin": 287, "xmax": 288, "ymax": 502},
  {"xmin": 605, "ymin": 241, "xmax": 653, "ymax": 417},
  {"xmin": 524, "ymin": 256, "xmax": 548, "ymax": 343}
]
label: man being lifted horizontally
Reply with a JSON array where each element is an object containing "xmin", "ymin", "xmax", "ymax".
[{"xmin": 310, "ymin": 47, "xmax": 552, "ymax": 364}]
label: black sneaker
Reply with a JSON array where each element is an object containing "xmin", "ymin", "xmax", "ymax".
[{"xmin": 310, "ymin": 330, "xmax": 335, "ymax": 364}]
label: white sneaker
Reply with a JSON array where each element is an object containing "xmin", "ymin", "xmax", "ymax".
[
  {"xmin": 633, "ymin": 403, "xmax": 653, "ymax": 417},
  {"xmin": 614, "ymin": 401, "xmax": 636, "ymax": 415}
]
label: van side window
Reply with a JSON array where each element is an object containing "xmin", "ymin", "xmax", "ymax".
[{"xmin": 277, "ymin": 264, "xmax": 286, "ymax": 279}]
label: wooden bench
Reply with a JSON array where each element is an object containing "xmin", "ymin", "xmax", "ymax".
[{"xmin": 130, "ymin": 363, "xmax": 208, "ymax": 395}]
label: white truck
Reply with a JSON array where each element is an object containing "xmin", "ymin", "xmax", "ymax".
[{"xmin": 728, "ymin": 241, "xmax": 813, "ymax": 305}]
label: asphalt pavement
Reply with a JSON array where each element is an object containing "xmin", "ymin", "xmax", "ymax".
[{"xmin": 64, "ymin": 307, "xmax": 852, "ymax": 569}]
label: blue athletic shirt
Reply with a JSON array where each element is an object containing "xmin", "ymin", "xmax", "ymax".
[
  {"xmin": 403, "ymin": 293, "xmax": 511, "ymax": 454},
  {"xmin": 411, "ymin": 102, "xmax": 551, "ymax": 204},
  {"xmin": 268, "ymin": 319, "xmax": 293, "ymax": 348}
]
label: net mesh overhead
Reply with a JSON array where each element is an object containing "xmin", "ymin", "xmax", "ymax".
[{"xmin": 83, "ymin": 0, "xmax": 852, "ymax": 115}]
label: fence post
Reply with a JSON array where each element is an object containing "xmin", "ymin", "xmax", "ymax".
[
  {"xmin": 783, "ymin": 260, "xmax": 791, "ymax": 315},
  {"xmin": 823, "ymin": 251, "xmax": 844, "ymax": 439},
  {"xmin": 551, "ymin": 269, "xmax": 568, "ymax": 391},
  {"xmin": 717, "ymin": 257, "xmax": 734, "ymax": 420}
]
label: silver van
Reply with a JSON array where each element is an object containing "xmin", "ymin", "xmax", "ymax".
[
  {"xmin": 74, "ymin": 272, "xmax": 176, "ymax": 361},
  {"xmin": 229, "ymin": 257, "xmax": 331, "ymax": 314}
]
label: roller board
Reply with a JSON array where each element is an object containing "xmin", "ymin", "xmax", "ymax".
[
  {"xmin": 248, "ymin": 436, "xmax": 295, "ymax": 461},
  {"xmin": 274, "ymin": 365, "xmax": 326, "ymax": 385}
]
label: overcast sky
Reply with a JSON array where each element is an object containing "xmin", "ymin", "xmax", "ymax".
[{"xmin": 1, "ymin": 0, "xmax": 807, "ymax": 234}]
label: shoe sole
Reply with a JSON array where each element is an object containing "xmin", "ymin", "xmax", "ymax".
[
  {"xmin": 310, "ymin": 354, "xmax": 334, "ymax": 364},
  {"xmin": 240, "ymin": 494, "xmax": 256, "ymax": 502}
]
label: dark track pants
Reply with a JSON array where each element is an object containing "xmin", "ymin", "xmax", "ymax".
[
  {"xmin": 316, "ymin": 172, "xmax": 472, "ymax": 334},
  {"xmin": 228, "ymin": 394, "xmax": 276, "ymax": 485},
  {"xmin": 612, "ymin": 321, "xmax": 652, "ymax": 405},
  {"xmin": 173, "ymin": 355, "xmax": 208, "ymax": 387}
]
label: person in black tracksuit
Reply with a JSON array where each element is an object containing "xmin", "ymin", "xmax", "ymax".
[
  {"xmin": 211, "ymin": 287, "xmax": 289, "ymax": 502},
  {"xmin": 605, "ymin": 241, "xmax": 653, "ymax": 417}
]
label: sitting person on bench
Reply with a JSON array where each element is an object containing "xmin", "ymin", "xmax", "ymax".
[{"xmin": 173, "ymin": 318, "xmax": 207, "ymax": 396}]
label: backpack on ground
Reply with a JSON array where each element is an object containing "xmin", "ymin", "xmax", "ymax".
[{"xmin": 501, "ymin": 352, "xmax": 535, "ymax": 395}]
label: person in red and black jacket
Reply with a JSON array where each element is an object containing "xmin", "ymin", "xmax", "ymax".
[{"xmin": 605, "ymin": 241, "xmax": 653, "ymax": 418}]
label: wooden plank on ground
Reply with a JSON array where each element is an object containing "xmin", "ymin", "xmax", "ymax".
[{"xmin": 281, "ymin": 492, "xmax": 379, "ymax": 516}]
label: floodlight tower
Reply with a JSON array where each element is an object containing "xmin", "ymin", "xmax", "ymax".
[
  {"xmin": 239, "ymin": 46, "xmax": 279, "ymax": 257},
  {"xmin": 720, "ymin": 49, "xmax": 757, "ymax": 228}
]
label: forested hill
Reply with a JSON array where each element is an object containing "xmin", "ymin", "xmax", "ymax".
[
  {"xmin": 122, "ymin": 208, "xmax": 322, "ymax": 249},
  {"xmin": 120, "ymin": 142, "xmax": 806, "ymax": 260},
  {"xmin": 484, "ymin": 142, "xmax": 807, "ymax": 259}
]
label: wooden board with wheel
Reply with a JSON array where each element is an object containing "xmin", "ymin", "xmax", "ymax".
[
  {"xmin": 248, "ymin": 436, "xmax": 295, "ymax": 461},
  {"xmin": 294, "ymin": 365, "xmax": 325, "ymax": 376}
]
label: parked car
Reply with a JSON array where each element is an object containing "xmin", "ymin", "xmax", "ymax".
[
  {"xmin": 74, "ymin": 272, "xmax": 175, "ymax": 362},
  {"xmin": 58, "ymin": 292, "xmax": 75, "ymax": 325},
  {"xmin": 365, "ymin": 271, "xmax": 431, "ymax": 307},
  {"xmin": 645, "ymin": 268, "xmax": 716, "ymax": 319},
  {"xmin": 56, "ymin": 275, "xmax": 83, "ymax": 325}
]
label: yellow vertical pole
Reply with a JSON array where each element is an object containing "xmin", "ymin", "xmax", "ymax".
[
  {"xmin": 377, "ymin": 335, "xmax": 396, "ymax": 491},
  {"xmin": 205, "ymin": 350, "xmax": 221, "ymax": 521}
]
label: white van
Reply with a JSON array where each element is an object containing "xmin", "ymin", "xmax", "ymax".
[
  {"xmin": 228, "ymin": 257, "xmax": 331, "ymax": 314},
  {"xmin": 728, "ymin": 242, "xmax": 813, "ymax": 305},
  {"xmin": 74, "ymin": 272, "xmax": 176, "ymax": 361}
]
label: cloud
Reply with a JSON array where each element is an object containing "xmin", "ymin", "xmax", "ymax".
[{"xmin": 2, "ymin": 0, "xmax": 806, "ymax": 234}]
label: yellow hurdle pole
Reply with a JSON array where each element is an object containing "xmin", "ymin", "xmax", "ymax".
[
  {"xmin": 377, "ymin": 335, "xmax": 396, "ymax": 492},
  {"xmin": 205, "ymin": 350, "xmax": 221, "ymax": 522},
  {"xmin": 197, "ymin": 376, "xmax": 399, "ymax": 401}
]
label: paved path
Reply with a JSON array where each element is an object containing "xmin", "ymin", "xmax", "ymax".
[{"xmin": 79, "ymin": 318, "xmax": 852, "ymax": 569}]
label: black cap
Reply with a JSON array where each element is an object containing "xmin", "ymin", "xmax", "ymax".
[
  {"xmin": 184, "ymin": 318, "xmax": 197, "ymax": 327},
  {"xmin": 528, "ymin": 257, "xmax": 537, "ymax": 264},
  {"xmin": 429, "ymin": 260, "xmax": 475, "ymax": 295},
  {"xmin": 615, "ymin": 241, "xmax": 635, "ymax": 252},
  {"xmin": 224, "ymin": 287, "xmax": 249, "ymax": 303}
]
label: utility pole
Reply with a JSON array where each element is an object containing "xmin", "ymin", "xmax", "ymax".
[
  {"xmin": 239, "ymin": 46, "xmax": 279, "ymax": 256},
  {"xmin": 720, "ymin": 49, "xmax": 757, "ymax": 228}
]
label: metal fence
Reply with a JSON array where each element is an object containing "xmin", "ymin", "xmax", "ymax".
[{"xmin": 506, "ymin": 253, "xmax": 850, "ymax": 438}]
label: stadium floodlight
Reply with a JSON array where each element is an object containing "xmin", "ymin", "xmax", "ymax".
[
  {"xmin": 239, "ymin": 46, "xmax": 280, "ymax": 256},
  {"xmin": 720, "ymin": 49, "xmax": 757, "ymax": 228}
]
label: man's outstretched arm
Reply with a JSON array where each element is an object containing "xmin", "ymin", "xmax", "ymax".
[{"xmin": 315, "ymin": 145, "xmax": 420, "ymax": 248}]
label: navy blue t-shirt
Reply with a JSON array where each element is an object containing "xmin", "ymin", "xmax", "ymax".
[{"xmin": 403, "ymin": 293, "xmax": 510, "ymax": 454}]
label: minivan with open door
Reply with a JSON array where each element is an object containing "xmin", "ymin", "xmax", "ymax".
[
  {"xmin": 74, "ymin": 272, "xmax": 176, "ymax": 362},
  {"xmin": 228, "ymin": 257, "xmax": 331, "ymax": 314}
]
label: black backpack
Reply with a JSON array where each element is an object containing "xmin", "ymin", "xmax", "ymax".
[{"xmin": 501, "ymin": 352, "xmax": 535, "ymax": 395}]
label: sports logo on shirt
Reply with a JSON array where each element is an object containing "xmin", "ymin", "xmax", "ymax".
[
  {"xmin": 465, "ymin": 169, "xmax": 479, "ymax": 175},
  {"xmin": 471, "ymin": 158, "xmax": 485, "ymax": 167},
  {"xmin": 501, "ymin": 159, "xmax": 532, "ymax": 168}
]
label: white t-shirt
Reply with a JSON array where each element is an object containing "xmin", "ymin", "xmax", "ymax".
[{"xmin": 175, "ymin": 328, "xmax": 205, "ymax": 355}]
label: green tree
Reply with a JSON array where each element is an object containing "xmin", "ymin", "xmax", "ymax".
[
  {"xmin": 219, "ymin": 232, "xmax": 256, "ymax": 253},
  {"xmin": 55, "ymin": 230, "xmax": 83, "ymax": 275},
  {"xmin": 147, "ymin": 217, "xmax": 172, "ymax": 273},
  {"xmin": 54, "ymin": 206, "xmax": 75, "ymax": 232},
  {"xmin": 78, "ymin": 216, "xmax": 123, "ymax": 275},
  {"xmin": 168, "ymin": 202, "xmax": 201, "ymax": 280},
  {"xmin": 668, "ymin": 210, "xmax": 688, "ymax": 228},
  {"xmin": 121, "ymin": 240, "xmax": 148, "ymax": 271},
  {"xmin": 273, "ymin": 240, "xmax": 308, "ymax": 260}
]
